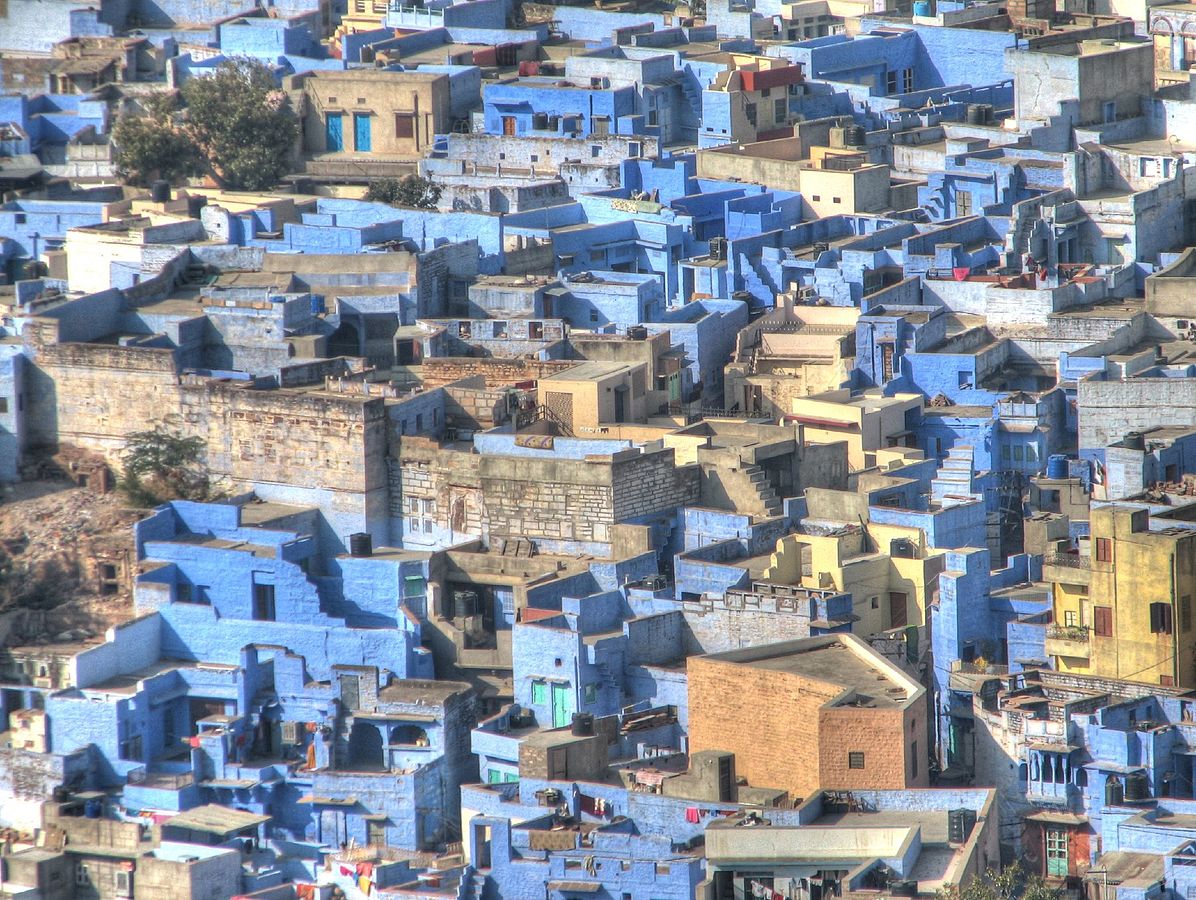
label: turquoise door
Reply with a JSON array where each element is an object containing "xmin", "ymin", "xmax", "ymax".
[
  {"xmin": 325, "ymin": 113, "xmax": 344, "ymax": 151},
  {"xmin": 354, "ymin": 113, "xmax": 372, "ymax": 152},
  {"xmin": 551, "ymin": 682, "xmax": 572, "ymax": 729}
]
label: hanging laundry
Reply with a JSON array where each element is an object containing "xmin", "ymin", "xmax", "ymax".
[
  {"xmin": 579, "ymin": 794, "xmax": 599, "ymax": 816},
  {"xmin": 684, "ymin": 807, "xmax": 700, "ymax": 823},
  {"xmin": 358, "ymin": 875, "xmax": 373, "ymax": 895},
  {"xmin": 338, "ymin": 863, "xmax": 354, "ymax": 877},
  {"xmin": 356, "ymin": 861, "xmax": 374, "ymax": 877}
]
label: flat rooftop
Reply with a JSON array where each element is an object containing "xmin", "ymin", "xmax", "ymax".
[{"xmin": 698, "ymin": 635, "xmax": 917, "ymax": 708}]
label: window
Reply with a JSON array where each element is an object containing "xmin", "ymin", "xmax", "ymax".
[
  {"xmin": 584, "ymin": 684, "xmax": 597, "ymax": 703},
  {"xmin": 1151, "ymin": 602, "xmax": 1174, "ymax": 635},
  {"xmin": 958, "ymin": 371, "xmax": 970, "ymax": 388},
  {"xmin": 403, "ymin": 575, "xmax": 426, "ymax": 598},
  {"xmin": 848, "ymin": 751, "xmax": 865, "ymax": 769},
  {"xmin": 76, "ymin": 864, "xmax": 90, "ymax": 886},
  {"xmin": 832, "ymin": 197, "xmax": 842, "ymax": 204},
  {"xmin": 629, "ymin": 142, "xmax": 641, "ymax": 158},
  {"xmin": 1094, "ymin": 605, "xmax": 1113, "ymax": 637},
  {"xmin": 253, "ymin": 582, "xmax": 276, "ymax": 621},
  {"xmin": 957, "ymin": 191, "xmax": 973, "ymax": 216},
  {"xmin": 774, "ymin": 98, "xmax": 786, "ymax": 121},
  {"xmin": 812, "ymin": 194, "xmax": 821, "ymax": 202},
  {"xmin": 531, "ymin": 680, "xmax": 547, "ymax": 704},
  {"xmin": 1095, "ymin": 538, "xmax": 1112, "ymax": 562},
  {"xmin": 591, "ymin": 145, "xmax": 601, "ymax": 157},
  {"xmin": 177, "ymin": 582, "xmax": 192, "ymax": 603},
  {"xmin": 648, "ymin": 109, "xmax": 658, "ymax": 126},
  {"xmin": 870, "ymin": 596, "xmax": 879, "ymax": 609},
  {"xmin": 590, "ymin": 310, "xmax": 599, "ymax": 322},
  {"xmin": 745, "ymin": 103, "xmax": 757, "ymax": 126},
  {"xmin": 395, "ymin": 113, "xmax": 415, "ymax": 138},
  {"xmin": 115, "ymin": 870, "xmax": 133, "ymax": 898},
  {"xmin": 902, "ymin": 68, "xmax": 913, "ymax": 93},
  {"xmin": 1064, "ymin": 610, "xmax": 1078, "ymax": 627},
  {"xmin": 886, "ymin": 71, "xmax": 898, "ymax": 94}
]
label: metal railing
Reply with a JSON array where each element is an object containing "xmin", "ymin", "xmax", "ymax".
[{"xmin": 1043, "ymin": 552, "xmax": 1091, "ymax": 570}]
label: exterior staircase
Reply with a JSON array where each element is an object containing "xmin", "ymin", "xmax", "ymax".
[{"xmin": 740, "ymin": 464, "xmax": 784, "ymax": 517}]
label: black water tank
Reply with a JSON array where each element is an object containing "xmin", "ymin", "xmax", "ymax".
[
  {"xmin": 571, "ymin": 712, "xmax": 594, "ymax": 736},
  {"xmin": 948, "ymin": 808, "xmax": 977, "ymax": 844},
  {"xmin": 1105, "ymin": 776, "xmax": 1124, "ymax": 806},
  {"xmin": 845, "ymin": 124, "xmax": 865, "ymax": 146},
  {"xmin": 1124, "ymin": 432, "xmax": 1146, "ymax": 451},
  {"xmin": 891, "ymin": 881, "xmax": 917, "ymax": 897},
  {"xmin": 150, "ymin": 180, "xmax": 171, "ymax": 203},
  {"xmin": 627, "ymin": 325, "xmax": 648, "ymax": 341},
  {"xmin": 1125, "ymin": 771, "xmax": 1150, "ymax": 801},
  {"xmin": 349, "ymin": 532, "xmax": 373, "ymax": 557}
]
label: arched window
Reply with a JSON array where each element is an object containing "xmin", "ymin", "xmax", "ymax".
[{"xmin": 389, "ymin": 724, "xmax": 430, "ymax": 746}]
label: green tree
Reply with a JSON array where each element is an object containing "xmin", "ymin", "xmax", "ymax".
[
  {"xmin": 182, "ymin": 58, "xmax": 298, "ymax": 191},
  {"xmin": 365, "ymin": 174, "xmax": 443, "ymax": 209},
  {"xmin": 111, "ymin": 94, "xmax": 198, "ymax": 186},
  {"xmin": 121, "ymin": 423, "xmax": 211, "ymax": 507},
  {"xmin": 938, "ymin": 863, "xmax": 1062, "ymax": 900}
]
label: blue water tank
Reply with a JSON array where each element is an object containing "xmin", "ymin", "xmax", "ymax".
[
  {"xmin": 310, "ymin": 294, "xmax": 326, "ymax": 315},
  {"xmin": 913, "ymin": 1, "xmax": 932, "ymax": 14},
  {"xmin": 1046, "ymin": 454, "xmax": 1069, "ymax": 479}
]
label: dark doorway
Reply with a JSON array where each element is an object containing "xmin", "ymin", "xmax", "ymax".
[{"xmin": 348, "ymin": 721, "xmax": 384, "ymax": 770}]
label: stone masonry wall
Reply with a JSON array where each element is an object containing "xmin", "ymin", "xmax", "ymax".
[
  {"xmin": 419, "ymin": 357, "xmax": 577, "ymax": 389},
  {"xmin": 480, "ymin": 454, "xmax": 615, "ymax": 545},
  {"xmin": 611, "ymin": 448, "xmax": 700, "ymax": 523}
]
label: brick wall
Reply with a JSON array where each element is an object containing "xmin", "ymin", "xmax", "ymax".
[
  {"xmin": 688, "ymin": 654, "xmax": 925, "ymax": 799},
  {"xmin": 687, "ymin": 655, "xmax": 837, "ymax": 799},
  {"xmin": 419, "ymin": 357, "xmax": 577, "ymax": 389},
  {"xmin": 818, "ymin": 704, "xmax": 917, "ymax": 790}
]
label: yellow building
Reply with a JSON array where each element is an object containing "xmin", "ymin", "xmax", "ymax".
[
  {"xmin": 537, "ymin": 361, "xmax": 652, "ymax": 433},
  {"xmin": 288, "ymin": 68, "xmax": 451, "ymax": 161},
  {"xmin": 762, "ymin": 517, "xmax": 943, "ymax": 635},
  {"xmin": 787, "ymin": 389, "xmax": 922, "ymax": 471},
  {"xmin": 1045, "ymin": 504, "xmax": 1196, "ymax": 687}
]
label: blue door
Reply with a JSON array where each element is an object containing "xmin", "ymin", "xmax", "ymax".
[
  {"xmin": 354, "ymin": 113, "xmax": 372, "ymax": 152},
  {"xmin": 325, "ymin": 113, "xmax": 343, "ymax": 151}
]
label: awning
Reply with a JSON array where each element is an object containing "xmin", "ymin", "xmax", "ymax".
[
  {"xmin": 1025, "ymin": 810, "xmax": 1088, "ymax": 826},
  {"xmin": 161, "ymin": 804, "xmax": 270, "ymax": 836},
  {"xmin": 298, "ymin": 795, "xmax": 358, "ymax": 807},
  {"xmin": 548, "ymin": 882, "xmax": 601, "ymax": 893}
]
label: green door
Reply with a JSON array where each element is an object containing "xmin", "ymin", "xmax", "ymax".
[
  {"xmin": 1045, "ymin": 827, "xmax": 1069, "ymax": 877},
  {"xmin": 551, "ymin": 682, "xmax": 572, "ymax": 729}
]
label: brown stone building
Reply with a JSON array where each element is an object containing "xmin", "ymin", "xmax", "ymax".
[{"xmin": 687, "ymin": 633, "xmax": 929, "ymax": 802}]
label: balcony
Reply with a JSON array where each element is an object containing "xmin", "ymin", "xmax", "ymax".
[
  {"xmin": 1043, "ymin": 552, "xmax": 1091, "ymax": 585},
  {"xmin": 1045, "ymin": 624, "xmax": 1090, "ymax": 660}
]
